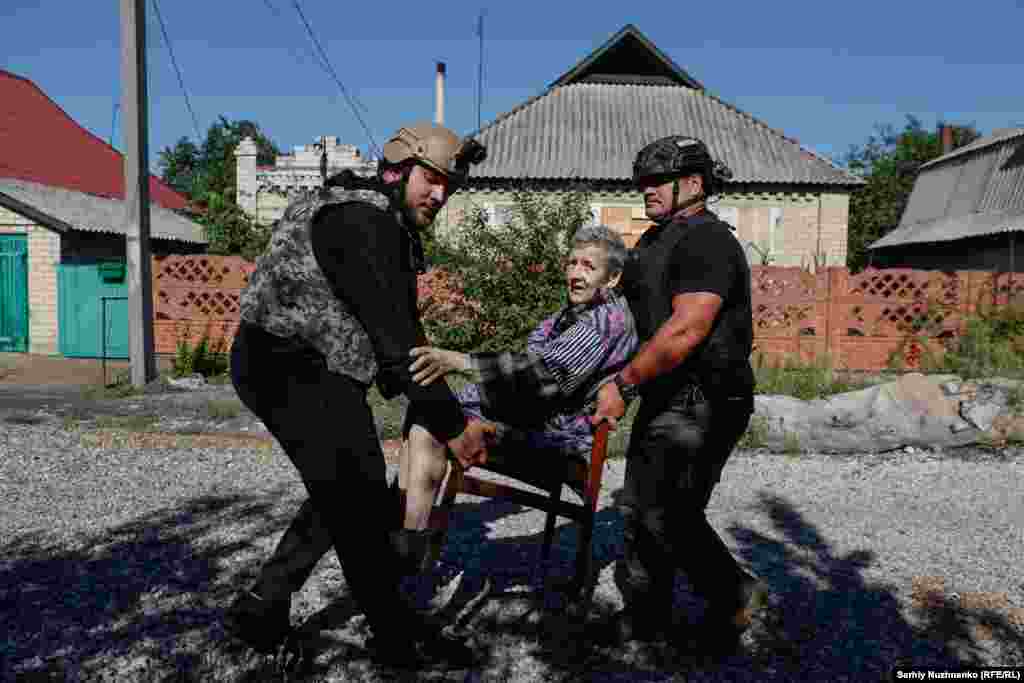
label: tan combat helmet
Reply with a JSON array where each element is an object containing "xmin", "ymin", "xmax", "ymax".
[{"xmin": 381, "ymin": 122, "xmax": 487, "ymax": 186}]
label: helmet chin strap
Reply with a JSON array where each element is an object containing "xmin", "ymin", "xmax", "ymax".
[
  {"xmin": 385, "ymin": 163, "xmax": 417, "ymax": 230},
  {"xmin": 392, "ymin": 164, "xmax": 428, "ymax": 273},
  {"xmin": 656, "ymin": 178, "xmax": 704, "ymax": 225}
]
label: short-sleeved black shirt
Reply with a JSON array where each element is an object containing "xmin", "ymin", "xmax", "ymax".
[{"xmin": 622, "ymin": 210, "xmax": 755, "ymax": 401}]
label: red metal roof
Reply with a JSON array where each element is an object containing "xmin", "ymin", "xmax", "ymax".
[{"xmin": 0, "ymin": 69, "xmax": 189, "ymax": 211}]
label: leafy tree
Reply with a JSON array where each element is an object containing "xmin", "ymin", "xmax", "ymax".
[
  {"xmin": 198, "ymin": 191, "xmax": 271, "ymax": 261},
  {"xmin": 157, "ymin": 138, "xmax": 200, "ymax": 196},
  {"xmin": 157, "ymin": 117, "xmax": 279, "ymax": 257},
  {"xmin": 844, "ymin": 115, "xmax": 981, "ymax": 272},
  {"xmin": 421, "ymin": 185, "xmax": 595, "ymax": 352},
  {"xmin": 158, "ymin": 117, "xmax": 277, "ymax": 201}
]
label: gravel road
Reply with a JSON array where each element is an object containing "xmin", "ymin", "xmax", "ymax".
[{"xmin": 1, "ymin": 396, "xmax": 1022, "ymax": 681}]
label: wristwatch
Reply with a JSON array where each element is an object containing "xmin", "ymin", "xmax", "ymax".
[{"xmin": 612, "ymin": 373, "xmax": 640, "ymax": 403}]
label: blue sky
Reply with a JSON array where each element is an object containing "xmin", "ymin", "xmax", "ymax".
[{"xmin": 4, "ymin": 0, "xmax": 1023, "ymax": 173}]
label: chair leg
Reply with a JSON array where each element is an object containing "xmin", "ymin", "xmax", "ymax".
[
  {"xmin": 571, "ymin": 514, "xmax": 595, "ymax": 598},
  {"xmin": 533, "ymin": 479, "xmax": 561, "ymax": 588}
]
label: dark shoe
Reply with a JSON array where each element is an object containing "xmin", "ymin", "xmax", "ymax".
[
  {"xmin": 686, "ymin": 578, "xmax": 769, "ymax": 658},
  {"xmin": 223, "ymin": 589, "xmax": 292, "ymax": 654}
]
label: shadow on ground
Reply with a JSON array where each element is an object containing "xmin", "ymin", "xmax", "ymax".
[
  {"xmin": 3, "ymin": 480, "xmax": 1022, "ymax": 681},
  {"xmin": 433, "ymin": 489, "xmax": 1023, "ymax": 682}
]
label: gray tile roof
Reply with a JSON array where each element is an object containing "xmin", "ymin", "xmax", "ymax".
[
  {"xmin": 0, "ymin": 178, "xmax": 207, "ymax": 244},
  {"xmin": 869, "ymin": 210, "xmax": 1024, "ymax": 249},
  {"xmin": 919, "ymin": 127, "xmax": 1024, "ymax": 170},
  {"xmin": 871, "ymin": 127, "xmax": 1024, "ymax": 249},
  {"xmin": 470, "ymin": 83, "xmax": 863, "ymax": 186}
]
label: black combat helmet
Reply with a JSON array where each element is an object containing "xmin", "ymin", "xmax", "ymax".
[{"xmin": 632, "ymin": 136, "xmax": 733, "ymax": 199}]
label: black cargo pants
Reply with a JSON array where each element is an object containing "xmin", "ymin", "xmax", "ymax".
[
  {"xmin": 230, "ymin": 322, "xmax": 406, "ymax": 639},
  {"xmin": 615, "ymin": 386, "xmax": 754, "ymax": 618}
]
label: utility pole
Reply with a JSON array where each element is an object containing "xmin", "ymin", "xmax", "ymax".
[{"xmin": 120, "ymin": 0, "xmax": 157, "ymax": 387}]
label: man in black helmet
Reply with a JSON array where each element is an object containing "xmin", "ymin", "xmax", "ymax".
[
  {"xmin": 225, "ymin": 122, "xmax": 492, "ymax": 670},
  {"xmin": 592, "ymin": 136, "xmax": 767, "ymax": 657}
]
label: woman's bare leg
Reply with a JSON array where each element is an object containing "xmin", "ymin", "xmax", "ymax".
[{"xmin": 402, "ymin": 424, "xmax": 449, "ymax": 530}]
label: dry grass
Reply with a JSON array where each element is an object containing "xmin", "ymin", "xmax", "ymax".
[
  {"xmin": 92, "ymin": 414, "xmax": 160, "ymax": 431},
  {"xmin": 79, "ymin": 429, "xmax": 275, "ymax": 452},
  {"xmin": 205, "ymin": 398, "xmax": 243, "ymax": 421}
]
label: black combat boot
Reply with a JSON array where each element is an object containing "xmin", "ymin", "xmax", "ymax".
[
  {"xmin": 223, "ymin": 588, "xmax": 293, "ymax": 654},
  {"xmin": 684, "ymin": 571, "xmax": 769, "ymax": 658},
  {"xmin": 366, "ymin": 610, "xmax": 477, "ymax": 670}
]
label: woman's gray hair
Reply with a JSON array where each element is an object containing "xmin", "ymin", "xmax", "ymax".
[{"xmin": 571, "ymin": 224, "xmax": 628, "ymax": 275}]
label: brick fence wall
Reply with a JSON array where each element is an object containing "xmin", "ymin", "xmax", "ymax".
[
  {"xmin": 151, "ymin": 255, "xmax": 1024, "ymax": 371},
  {"xmin": 750, "ymin": 266, "xmax": 1024, "ymax": 370},
  {"xmin": 151, "ymin": 255, "xmax": 254, "ymax": 356}
]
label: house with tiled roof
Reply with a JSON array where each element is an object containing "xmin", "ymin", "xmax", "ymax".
[
  {"xmin": 439, "ymin": 24, "xmax": 864, "ymax": 265},
  {"xmin": 869, "ymin": 127, "xmax": 1024, "ymax": 271},
  {"xmin": 0, "ymin": 69, "xmax": 206, "ymax": 357}
]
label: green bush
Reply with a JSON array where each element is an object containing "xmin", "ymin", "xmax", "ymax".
[
  {"xmin": 422, "ymin": 185, "xmax": 596, "ymax": 353},
  {"xmin": 737, "ymin": 414, "xmax": 771, "ymax": 450},
  {"xmin": 199, "ymin": 190, "xmax": 271, "ymax": 261},
  {"xmin": 173, "ymin": 327, "xmax": 229, "ymax": 378},
  {"xmin": 753, "ymin": 353, "xmax": 865, "ymax": 400},
  {"xmin": 911, "ymin": 295, "xmax": 1024, "ymax": 380},
  {"xmin": 939, "ymin": 300, "xmax": 1024, "ymax": 379}
]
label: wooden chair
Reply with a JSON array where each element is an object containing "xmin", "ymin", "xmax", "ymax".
[{"xmin": 429, "ymin": 422, "xmax": 612, "ymax": 597}]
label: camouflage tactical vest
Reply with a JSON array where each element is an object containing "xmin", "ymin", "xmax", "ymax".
[{"xmin": 238, "ymin": 187, "xmax": 392, "ymax": 385}]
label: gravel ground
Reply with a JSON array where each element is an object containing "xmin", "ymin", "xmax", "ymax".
[{"xmin": 1, "ymin": 407, "xmax": 1023, "ymax": 682}]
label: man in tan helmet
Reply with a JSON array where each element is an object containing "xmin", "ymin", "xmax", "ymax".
[{"xmin": 225, "ymin": 122, "xmax": 491, "ymax": 670}]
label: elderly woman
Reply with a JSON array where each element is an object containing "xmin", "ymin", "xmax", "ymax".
[{"xmin": 392, "ymin": 224, "xmax": 638, "ymax": 570}]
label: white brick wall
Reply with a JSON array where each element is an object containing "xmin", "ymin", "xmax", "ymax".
[{"xmin": 27, "ymin": 225, "xmax": 60, "ymax": 355}]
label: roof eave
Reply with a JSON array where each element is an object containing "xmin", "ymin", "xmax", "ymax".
[
  {"xmin": 468, "ymin": 175, "xmax": 865, "ymax": 188},
  {"xmin": 0, "ymin": 189, "xmax": 71, "ymax": 233}
]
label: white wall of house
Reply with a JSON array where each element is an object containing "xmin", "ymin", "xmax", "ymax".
[{"xmin": 439, "ymin": 188, "xmax": 850, "ymax": 269}]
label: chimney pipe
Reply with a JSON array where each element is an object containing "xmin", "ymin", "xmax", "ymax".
[
  {"xmin": 435, "ymin": 62, "xmax": 446, "ymax": 126},
  {"xmin": 942, "ymin": 124, "xmax": 954, "ymax": 155}
]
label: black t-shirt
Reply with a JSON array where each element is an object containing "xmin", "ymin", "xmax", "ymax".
[
  {"xmin": 310, "ymin": 202, "xmax": 467, "ymax": 443},
  {"xmin": 622, "ymin": 210, "xmax": 755, "ymax": 400}
]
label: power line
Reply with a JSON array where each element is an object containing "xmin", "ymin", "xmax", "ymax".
[
  {"xmin": 289, "ymin": 0, "xmax": 381, "ymax": 159},
  {"xmin": 259, "ymin": 0, "xmax": 370, "ymax": 116},
  {"xmin": 150, "ymin": 0, "xmax": 203, "ymax": 141},
  {"xmin": 260, "ymin": 0, "xmax": 332, "ymax": 75},
  {"xmin": 110, "ymin": 102, "xmax": 120, "ymax": 146}
]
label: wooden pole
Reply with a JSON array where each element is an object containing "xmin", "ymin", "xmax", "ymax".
[{"xmin": 120, "ymin": 0, "xmax": 157, "ymax": 387}]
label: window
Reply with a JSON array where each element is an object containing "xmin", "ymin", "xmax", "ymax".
[{"xmin": 486, "ymin": 204, "xmax": 515, "ymax": 227}]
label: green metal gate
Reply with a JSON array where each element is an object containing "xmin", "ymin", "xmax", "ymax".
[
  {"xmin": 58, "ymin": 264, "xmax": 129, "ymax": 358},
  {"xmin": 0, "ymin": 235, "xmax": 29, "ymax": 353}
]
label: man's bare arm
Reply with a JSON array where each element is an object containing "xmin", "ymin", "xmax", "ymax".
[{"xmin": 619, "ymin": 291, "xmax": 722, "ymax": 385}]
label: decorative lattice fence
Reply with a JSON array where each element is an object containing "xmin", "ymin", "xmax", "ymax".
[
  {"xmin": 753, "ymin": 267, "xmax": 1024, "ymax": 370},
  {"xmin": 152, "ymin": 255, "xmax": 254, "ymax": 355},
  {"xmin": 150, "ymin": 255, "xmax": 1024, "ymax": 371}
]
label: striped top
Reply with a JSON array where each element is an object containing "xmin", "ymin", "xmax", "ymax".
[{"xmin": 457, "ymin": 290, "xmax": 638, "ymax": 458}]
